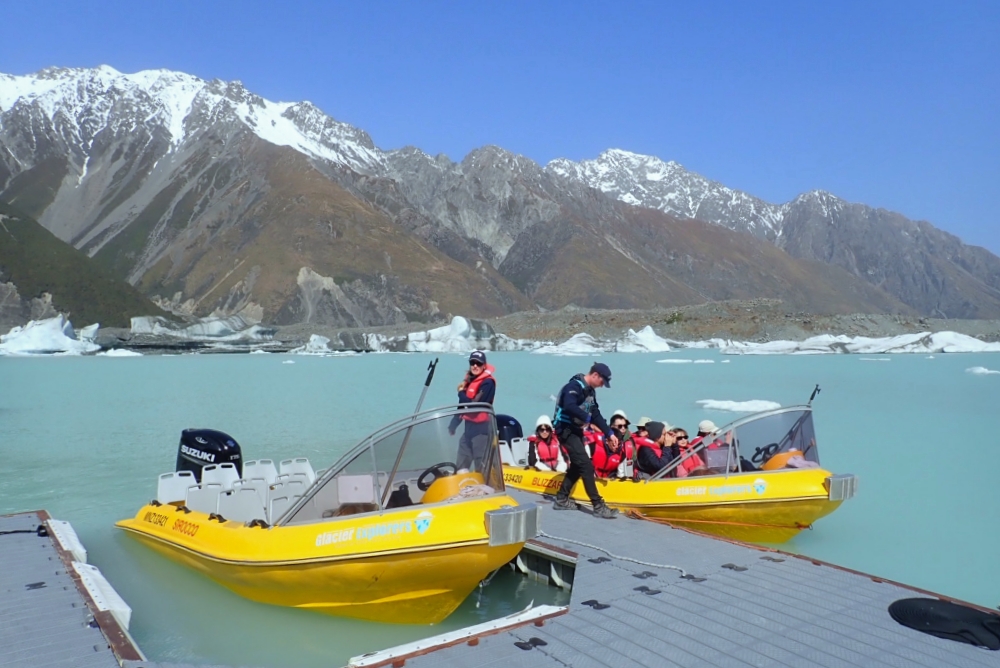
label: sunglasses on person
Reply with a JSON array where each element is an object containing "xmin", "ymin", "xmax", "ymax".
[
  {"xmin": 537, "ymin": 426, "xmax": 552, "ymax": 433},
  {"xmin": 675, "ymin": 434, "xmax": 689, "ymax": 440},
  {"xmin": 469, "ymin": 361, "xmax": 484, "ymax": 368},
  {"xmin": 612, "ymin": 422, "xmax": 628, "ymax": 430}
]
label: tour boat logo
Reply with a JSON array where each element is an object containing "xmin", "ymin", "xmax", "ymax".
[
  {"xmin": 753, "ymin": 478, "xmax": 768, "ymax": 495},
  {"xmin": 415, "ymin": 511, "xmax": 434, "ymax": 534}
]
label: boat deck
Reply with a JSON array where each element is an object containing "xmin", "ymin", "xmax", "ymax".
[{"xmin": 366, "ymin": 490, "xmax": 999, "ymax": 668}]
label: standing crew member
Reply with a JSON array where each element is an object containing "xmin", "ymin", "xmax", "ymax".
[
  {"xmin": 551, "ymin": 362, "xmax": 618, "ymax": 519},
  {"xmin": 448, "ymin": 350, "xmax": 496, "ymax": 472}
]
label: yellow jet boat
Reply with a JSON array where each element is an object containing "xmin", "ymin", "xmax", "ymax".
[
  {"xmin": 118, "ymin": 403, "xmax": 537, "ymax": 624},
  {"xmin": 501, "ymin": 404, "xmax": 855, "ymax": 543}
]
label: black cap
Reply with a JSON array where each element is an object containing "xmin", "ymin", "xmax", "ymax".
[
  {"xmin": 590, "ymin": 362, "xmax": 612, "ymax": 388},
  {"xmin": 646, "ymin": 421, "xmax": 666, "ymax": 441},
  {"xmin": 469, "ymin": 350, "xmax": 487, "ymax": 364}
]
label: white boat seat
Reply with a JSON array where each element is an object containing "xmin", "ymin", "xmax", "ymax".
[
  {"xmin": 509, "ymin": 437, "xmax": 529, "ymax": 466},
  {"xmin": 268, "ymin": 495, "xmax": 301, "ymax": 524},
  {"xmin": 219, "ymin": 488, "xmax": 267, "ymax": 523},
  {"xmin": 234, "ymin": 478, "xmax": 269, "ymax": 508},
  {"xmin": 498, "ymin": 440, "xmax": 515, "ymax": 466},
  {"xmin": 243, "ymin": 459, "xmax": 279, "ymax": 485},
  {"xmin": 186, "ymin": 483, "xmax": 223, "ymax": 515},
  {"xmin": 156, "ymin": 471, "xmax": 196, "ymax": 504},
  {"xmin": 338, "ymin": 474, "xmax": 375, "ymax": 504},
  {"xmin": 201, "ymin": 463, "xmax": 240, "ymax": 490},
  {"xmin": 280, "ymin": 458, "xmax": 315, "ymax": 485}
]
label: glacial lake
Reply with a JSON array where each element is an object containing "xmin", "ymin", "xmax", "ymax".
[{"xmin": 2, "ymin": 350, "xmax": 999, "ymax": 667}]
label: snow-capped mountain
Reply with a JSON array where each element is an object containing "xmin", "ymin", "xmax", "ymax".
[
  {"xmin": 547, "ymin": 149, "xmax": 785, "ymax": 240},
  {"xmin": 2, "ymin": 65, "xmax": 999, "ymax": 324}
]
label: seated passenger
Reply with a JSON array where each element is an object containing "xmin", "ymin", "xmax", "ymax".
[
  {"xmin": 592, "ymin": 412, "xmax": 634, "ymax": 479},
  {"xmin": 527, "ymin": 415, "xmax": 566, "ymax": 472},
  {"xmin": 671, "ymin": 429, "xmax": 707, "ymax": 478},
  {"xmin": 608, "ymin": 411, "xmax": 636, "ymax": 479},
  {"xmin": 633, "ymin": 416, "xmax": 654, "ymax": 442},
  {"xmin": 635, "ymin": 421, "xmax": 677, "ymax": 477},
  {"xmin": 689, "ymin": 420, "xmax": 719, "ymax": 448}
]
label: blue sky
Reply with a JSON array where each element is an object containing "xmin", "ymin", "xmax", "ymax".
[{"xmin": 3, "ymin": 1, "xmax": 998, "ymax": 253}]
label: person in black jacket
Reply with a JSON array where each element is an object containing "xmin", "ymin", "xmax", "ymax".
[
  {"xmin": 551, "ymin": 362, "xmax": 618, "ymax": 519},
  {"xmin": 636, "ymin": 421, "xmax": 678, "ymax": 477}
]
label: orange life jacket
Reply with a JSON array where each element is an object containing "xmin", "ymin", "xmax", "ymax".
[
  {"xmin": 460, "ymin": 364, "xmax": 495, "ymax": 423},
  {"xmin": 677, "ymin": 445, "xmax": 706, "ymax": 476},
  {"xmin": 528, "ymin": 434, "xmax": 562, "ymax": 469}
]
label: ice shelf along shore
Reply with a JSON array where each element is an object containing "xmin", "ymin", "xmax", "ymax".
[{"xmin": 2, "ymin": 314, "xmax": 1000, "ymax": 356}]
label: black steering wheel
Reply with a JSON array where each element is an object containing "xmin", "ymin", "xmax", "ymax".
[
  {"xmin": 417, "ymin": 462, "xmax": 458, "ymax": 491},
  {"xmin": 751, "ymin": 443, "xmax": 780, "ymax": 464}
]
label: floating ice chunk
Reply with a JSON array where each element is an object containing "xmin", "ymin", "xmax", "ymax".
[
  {"xmin": 657, "ymin": 359, "xmax": 693, "ymax": 364},
  {"xmin": 78, "ymin": 323, "xmax": 100, "ymax": 342},
  {"xmin": 250, "ymin": 349, "xmax": 269, "ymax": 355},
  {"xmin": 532, "ymin": 333, "xmax": 610, "ymax": 355},
  {"xmin": 966, "ymin": 366, "xmax": 1000, "ymax": 375},
  {"xmin": 693, "ymin": 359, "xmax": 715, "ymax": 364},
  {"xmin": 697, "ymin": 399, "xmax": 781, "ymax": 412},
  {"xmin": 0, "ymin": 315, "xmax": 100, "ymax": 355},
  {"xmin": 616, "ymin": 326, "xmax": 671, "ymax": 352},
  {"xmin": 859, "ymin": 358, "xmax": 891, "ymax": 362},
  {"xmin": 282, "ymin": 360, "xmax": 296, "ymax": 365},
  {"xmin": 291, "ymin": 334, "xmax": 333, "ymax": 355},
  {"xmin": 97, "ymin": 349, "xmax": 143, "ymax": 357}
]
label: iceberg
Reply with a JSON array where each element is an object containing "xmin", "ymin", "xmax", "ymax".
[
  {"xmin": 0, "ymin": 315, "xmax": 100, "ymax": 355},
  {"xmin": 696, "ymin": 399, "xmax": 782, "ymax": 413},
  {"xmin": 97, "ymin": 349, "xmax": 143, "ymax": 357},
  {"xmin": 716, "ymin": 332, "xmax": 1000, "ymax": 355},
  {"xmin": 615, "ymin": 326, "xmax": 672, "ymax": 353},
  {"xmin": 532, "ymin": 333, "xmax": 609, "ymax": 356},
  {"xmin": 291, "ymin": 334, "xmax": 334, "ymax": 355},
  {"xmin": 130, "ymin": 315, "xmax": 274, "ymax": 342},
  {"xmin": 360, "ymin": 316, "xmax": 533, "ymax": 353},
  {"xmin": 966, "ymin": 366, "xmax": 1000, "ymax": 376}
]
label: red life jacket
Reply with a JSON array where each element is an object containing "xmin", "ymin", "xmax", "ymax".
[
  {"xmin": 528, "ymin": 434, "xmax": 562, "ymax": 469},
  {"xmin": 677, "ymin": 445, "xmax": 706, "ymax": 475},
  {"xmin": 634, "ymin": 435, "xmax": 661, "ymax": 458},
  {"xmin": 460, "ymin": 364, "xmax": 496, "ymax": 423},
  {"xmin": 592, "ymin": 441, "xmax": 624, "ymax": 478}
]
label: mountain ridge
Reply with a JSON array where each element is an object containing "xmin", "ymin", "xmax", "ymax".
[{"xmin": 1, "ymin": 65, "xmax": 998, "ymax": 324}]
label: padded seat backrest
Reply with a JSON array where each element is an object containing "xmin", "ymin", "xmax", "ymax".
[
  {"xmin": 268, "ymin": 495, "xmax": 301, "ymax": 524},
  {"xmin": 280, "ymin": 458, "xmax": 316, "ymax": 485},
  {"xmin": 186, "ymin": 483, "xmax": 223, "ymax": 515},
  {"xmin": 243, "ymin": 459, "xmax": 279, "ymax": 485},
  {"xmin": 498, "ymin": 440, "xmax": 515, "ymax": 466},
  {"xmin": 337, "ymin": 474, "xmax": 375, "ymax": 504},
  {"xmin": 201, "ymin": 463, "xmax": 240, "ymax": 490},
  {"xmin": 234, "ymin": 478, "xmax": 269, "ymax": 508},
  {"xmin": 509, "ymin": 437, "xmax": 529, "ymax": 466},
  {"xmin": 219, "ymin": 488, "xmax": 267, "ymax": 523},
  {"xmin": 157, "ymin": 470, "xmax": 196, "ymax": 504}
]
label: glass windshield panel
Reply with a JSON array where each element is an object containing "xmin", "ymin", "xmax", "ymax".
[
  {"xmin": 736, "ymin": 409, "xmax": 818, "ymax": 469},
  {"xmin": 281, "ymin": 405, "xmax": 504, "ymax": 525}
]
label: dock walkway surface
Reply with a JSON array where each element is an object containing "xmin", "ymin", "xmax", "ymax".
[{"xmin": 383, "ymin": 490, "xmax": 999, "ymax": 668}]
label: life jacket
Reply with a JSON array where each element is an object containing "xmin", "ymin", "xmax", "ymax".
[
  {"xmin": 460, "ymin": 364, "xmax": 496, "ymax": 423},
  {"xmin": 553, "ymin": 376, "xmax": 595, "ymax": 428},
  {"xmin": 634, "ymin": 435, "xmax": 661, "ymax": 458},
  {"xmin": 676, "ymin": 445, "xmax": 706, "ymax": 476},
  {"xmin": 528, "ymin": 434, "xmax": 562, "ymax": 469},
  {"xmin": 592, "ymin": 441, "xmax": 624, "ymax": 478}
]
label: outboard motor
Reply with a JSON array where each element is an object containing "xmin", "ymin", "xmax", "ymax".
[
  {"xmin": 495, "ymin": 414, "xmax": 523, "ymax": 445},
  {"xmin": 176, "ymin": 428, "xmax": 242, "ymax": 482}
]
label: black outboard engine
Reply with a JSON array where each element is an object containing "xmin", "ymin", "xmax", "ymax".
[
  {"xmin": 176, "ymin": 428, "xmax": 243, "ymax": 482},
  {"xmin": 495, "ymin": 414, "xmax": 523, "ymax": 444}
]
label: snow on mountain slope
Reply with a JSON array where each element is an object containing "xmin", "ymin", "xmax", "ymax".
[
  {"xmin": 0, "ymin": 65, "xmax": 383, "ymax": 173},
  {"xmin": 548, "ymin": 149, "xmax": 784, "ymax": 239}
]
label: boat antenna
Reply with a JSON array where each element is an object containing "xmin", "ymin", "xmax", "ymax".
[
  {"xmin": 381, "ymin": 357, "xmax": 439, "ymax": 507},
  {"xmin": 808, "ymin": 384, "xmax": 821, "ymax": 406}
]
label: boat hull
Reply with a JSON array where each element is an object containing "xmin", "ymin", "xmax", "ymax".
[
  {"xmin": 117, "ymin": 497, "xmax": 524, "ymax": 624},
  {"xmin": 502, "ymin": 466, "xmax": 842, "ymax": 543}
]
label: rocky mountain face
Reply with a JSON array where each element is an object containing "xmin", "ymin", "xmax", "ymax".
[{"xmin": 0, "ymin": 65, "xmax": 996, "ymax": 327}]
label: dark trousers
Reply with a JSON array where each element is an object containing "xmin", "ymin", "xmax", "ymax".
[{"xmin": 556, "ymin": 428, "xmax": 604, "ymax": 506}]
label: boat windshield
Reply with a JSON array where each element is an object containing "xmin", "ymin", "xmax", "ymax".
[
  {"xmin": 651, "ymin": 406, "xmax": 819, "ymax": 480},
  {"xmin": 278, "ymin": 404, "xmax": 505, "ymax": 525}
]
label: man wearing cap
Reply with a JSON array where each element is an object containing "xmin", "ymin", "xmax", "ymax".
[
  {"xmin": 449, "ymin": 350, "xmax": 496, "ymax": 471},
  {"xmin": 551, "ymin": 363, "xmax": 618, "ymax": 519},
  {"xmin": 636, "ymin": 421, "xmax": 678, "ymax": 477},
  {"xmin": 689, "ymin": 420, "xmax": 719, "ymax": 449}
]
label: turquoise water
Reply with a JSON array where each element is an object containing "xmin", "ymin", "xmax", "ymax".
[{"xmin": 2, "ymin": 351, "xmax": 999, "ymax": 665}]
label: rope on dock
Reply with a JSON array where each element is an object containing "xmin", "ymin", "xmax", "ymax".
[
  {"xmin": 628, "ymin": 510, "xmax": 811, "ymax": 531},
  {"xmin": 537, "ymin": 530, "xmax": 687, "ymax": 576}
]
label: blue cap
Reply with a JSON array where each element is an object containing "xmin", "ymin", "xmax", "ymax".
[
  {"xmin": 469, "ymin": 350, "xmax": 487, "ymax": 364},
  {"xmin": 590, "ymin": 362, "xmax": 612, "ymax": 388}
]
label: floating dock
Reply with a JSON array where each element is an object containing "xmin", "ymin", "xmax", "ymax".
[{"xmin": 4, "ymin": 501, "xmax": 998, "ymax": 668}]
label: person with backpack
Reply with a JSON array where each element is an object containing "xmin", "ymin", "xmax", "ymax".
[{"xmin": 550, "ymin": 363, "xmax": 618, "ymax": 519}]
